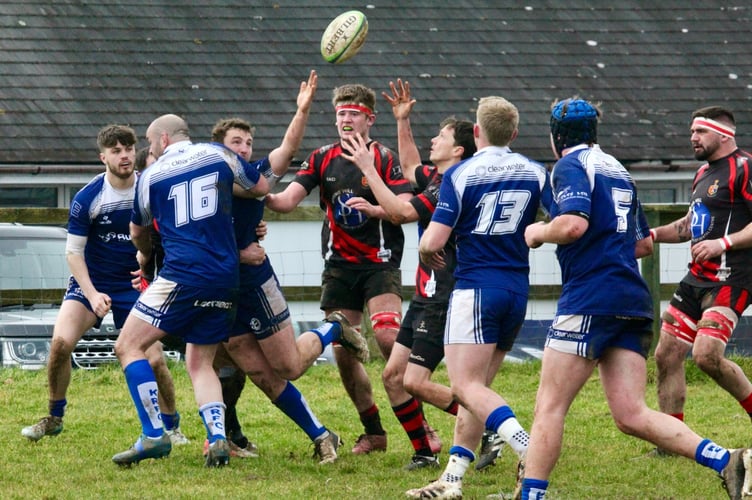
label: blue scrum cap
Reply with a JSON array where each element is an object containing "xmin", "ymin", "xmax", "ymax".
[{"xmin": 550, "ymin": 98, "xmax": 599, "ymax": 155}]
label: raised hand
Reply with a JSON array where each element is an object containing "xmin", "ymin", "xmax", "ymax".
[
  {"xmin": 382, "ymin": 78, "xmax": 416, "ymax": 120},
  {"xmin": 298, "ymin": 70, "xmax": 318, "ymax": 113}
]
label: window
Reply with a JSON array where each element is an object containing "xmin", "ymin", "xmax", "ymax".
[{"xmin": 0, "ymin": 187, "xmax": 58, "ymax": 208}]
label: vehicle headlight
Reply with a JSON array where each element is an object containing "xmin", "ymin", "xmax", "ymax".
[{"xmin": 0, "ymin": 337, "xmax": 51, "ymax": 369}]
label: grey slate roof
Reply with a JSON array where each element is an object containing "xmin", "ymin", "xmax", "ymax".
[{"xmin": 1, "ymin": 1, "xmax": 751, "ymax": 166}]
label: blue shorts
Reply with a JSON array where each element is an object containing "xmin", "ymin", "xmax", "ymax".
[
  {"xmin": 63, "ymin": 276, "xmax": 138, "ymax": 329},
  {"xmin": 546, "ymin": 314, "xmax": 653, "ymax": 360},
  {"xmin": 130, "ymin": 276, "xmax": 237, "ymax": 345},
  {"xmin": 230, "ymin": 274, "xmax": 291, "ymax": 340},
  {"xmin": 444, "ymin": 288, "xmax": 525, "ymax": 349}
]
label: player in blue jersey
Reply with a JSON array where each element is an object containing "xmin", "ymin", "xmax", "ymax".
[
  {"xmin": 412, "ymin": 96, "xmax": 551, "ymax": 499},
  {"xmin": 22, "ymin": 125, "xmax": 187, "ymax": 447},
  {"xmin": 650, "ymin": 107, "xmax": 752, "ymax": 454},
  {"xmin": 112, "ymin": 114, "xmax": 269, "ymax": 467},
  {"xmin": 519, "ymin": 98, "xmax": 751, "ymax": 500},
  {"xmin": 344, "ymin": 78, "xmax": 476, "ymax": 470}
]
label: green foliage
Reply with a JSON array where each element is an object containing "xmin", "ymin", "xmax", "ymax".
[{"xmin": 1, "ymin": 356, "xmax": 748, "ymax": 499}]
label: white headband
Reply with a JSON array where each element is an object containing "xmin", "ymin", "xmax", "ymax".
[{"xmin": 692, "ymin": 117, "xmax": 736, "ymax": 138}]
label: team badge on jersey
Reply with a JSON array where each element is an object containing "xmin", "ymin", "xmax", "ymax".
[
  {"xmin": 333, "ymin": 190, "xmax": 367, "ymax": 228},
  {"xmin": 299, "ymin": 160, "xmax": 313, "ymax": 174},
  {"xmin": 690, "ymin": 199, "xmax": 712, "ymax": 239},
  {"xmin": 707, "ymin": 179, "xmax": 719, "ymax": 197}
]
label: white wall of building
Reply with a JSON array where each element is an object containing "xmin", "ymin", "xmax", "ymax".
[{"xmin": 262, "ymin": 219, "xmax": 696, "ymax": 322}]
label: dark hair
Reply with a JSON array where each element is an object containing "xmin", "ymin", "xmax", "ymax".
[
  {"xmin": 97, "ymin": 124, "xmax": 137, "ymax": 152},
  {"xmin": 134, "ymin": 146, "xmax": 150, "ymax": 172},
  {"xmin": 691, "ymin": 106, "xmax": 735, "ymax": 127},
  {"xmin": 211, "ymin": 118, "xmax": 255, "ymax": 143},
  {"xmin": 440, "ymin": 117, "xmax": 476, "ymax": 160}
]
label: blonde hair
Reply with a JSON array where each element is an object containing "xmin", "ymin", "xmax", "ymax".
[{"xmin": 476, "ymin": 96, "xmax": 518, "ymax": 147}]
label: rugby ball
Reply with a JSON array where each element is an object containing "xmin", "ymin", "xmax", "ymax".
[{"xmin": 320, "ymin": 10, "xmax": 368, "ymax": 64}]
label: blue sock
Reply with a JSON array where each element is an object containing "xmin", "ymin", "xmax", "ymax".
[
  {"xmin": 521, "ymin": 478, "xmax": 549, "ymax": 500},
  {"xmin": 310, "ymin": 321, "xmax": 341, "ymax": 349},
  {"xmin": 695, "ymin": 438, "xmax": 730, "ymax": 473},
  {"xmin": 448, "ymin": 445, "xmax": 475, "ymax": 461},
  {"xmin": 162, "ymin": 411, "xmax": 179, "ymax": 431},
  {"xmin": 49, "ymin": 399, "xmax": 66, "ymax": 418},
  {"xmin": 485, "ymin": 405, "xmax": 516, "ymax": 432},
  {"xmin": 273, "ymin": 381, "xmax": 326, "ymax": 441},
  {"xmin": 123, "ymin": 359, "xmax": 163, "ymax": 438}
]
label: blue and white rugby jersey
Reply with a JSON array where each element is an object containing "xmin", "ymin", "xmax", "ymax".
[
  {"xmin": 132, "ymin": 140, "xmax": 261, "ymax": 289},
  {"xmin": 550, "ymin": 144, "xmax": 652, "ymax": 318},
  {"xmin": 68, "ymin": 172, "xmax": 139, "ymax": 289},
  {"xmin": 432, "ymin": 145, "xmax": 552, "ymax": 293},
  {"xmin": 232, "ymin": 156, "xmax": 275, "ymax": 290}
]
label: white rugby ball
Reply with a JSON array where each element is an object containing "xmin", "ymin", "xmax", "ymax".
[{"xmin": 320, "ymin": 10, "xmax": 368, "ymax": 64}]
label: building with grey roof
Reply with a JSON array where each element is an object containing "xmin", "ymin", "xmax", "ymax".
[{"xmin": 1, "ymin": 2, "xmax": 751, "ymax": 206}]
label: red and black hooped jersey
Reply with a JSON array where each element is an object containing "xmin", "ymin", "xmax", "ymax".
[
  {"xmin": 409, "ymin": 165, "xmax": 456, "ymax": 303},
  {"xmin": 685, "ymin": 148, "xmax": 752, "ymax": 288},
  {"xmin": 293, "ymin": 141, "xmax": 413, "ymax": 269}
]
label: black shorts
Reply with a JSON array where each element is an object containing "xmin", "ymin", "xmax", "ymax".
[
  {"xmin": 670, "ymin": 281, "xmax": 752, "ymax": 320},
  {"xmin": 320, "ymin": 266, "xmax": 402, "ymax": 311},
  {"xmin": 396, "ymin": 300, "xmax": 447, "ymax": 371}
]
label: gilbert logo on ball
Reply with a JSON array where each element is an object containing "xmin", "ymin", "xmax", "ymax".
[{"xmin": 320, "ymin": 10, "xmax": 368, "ymax": 64}]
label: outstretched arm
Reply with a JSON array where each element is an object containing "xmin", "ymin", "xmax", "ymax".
[
  {"xmin": 650, "ymin": 209, "xmax": 692, "ymax": 244},
  {"xmin": 268, "ymin": 70, "xmax": 318, "ymax": 177},
  {"xmin": 382, "ymin": 78, "xmax": 420, "ymax": 184},
  {"xmin": 265, "ymin": 182, "xmax": 308, "ymax": 213}
]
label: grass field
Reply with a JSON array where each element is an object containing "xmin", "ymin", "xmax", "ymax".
[{"xmin": 2, "ymin": 355, "xmax": 750, "ymax": 499}]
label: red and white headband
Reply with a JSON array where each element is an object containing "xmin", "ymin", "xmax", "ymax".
[
  {"xmin": 335, "ymin": 103, "xmax": 374, "ymax": 116},
  {"xmin": 692, "ymin": 117, "xmax": 735, "ymax": 138}
]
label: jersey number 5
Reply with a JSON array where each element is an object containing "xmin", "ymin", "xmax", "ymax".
[{"xmin": 611, "ymin": 187, "xmax": 632, "ymax": 233}]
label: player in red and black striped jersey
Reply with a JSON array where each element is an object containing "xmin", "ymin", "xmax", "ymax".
[
  {"xmin": 651, "ymin": 106, "xmax": 752, "ymax": 441},
  {"xmin": 266, "ymin": 83, "xmax": 413, "ymax": 455},
  {"xmin": 344, "ymin": 78, "xmax": 476, "ymax": 470},
  {"xmin": 684, "ymin": 152, "xmax": 752, "ymax": 286},
  {"xmin": 298, "ymin": 140, "xmax": 409, "ymax": 268}
]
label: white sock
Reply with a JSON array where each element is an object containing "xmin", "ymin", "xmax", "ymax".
[
  {"xmin": 440, "ymin": 454, "xmax": 470, "ymax": 483},
  {"xmin": 497, "ymin": 417, "xmax": 529, "ymax": 458}
]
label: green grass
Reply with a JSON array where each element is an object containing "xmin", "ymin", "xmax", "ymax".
[{"xmin": 2, "ymin": 356, "xmax": 751, "ymax": 499}]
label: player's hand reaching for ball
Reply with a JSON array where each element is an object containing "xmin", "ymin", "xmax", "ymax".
[{"xmin": 382, "ymin": 78, "xmax": 416, "ymax": 121}]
